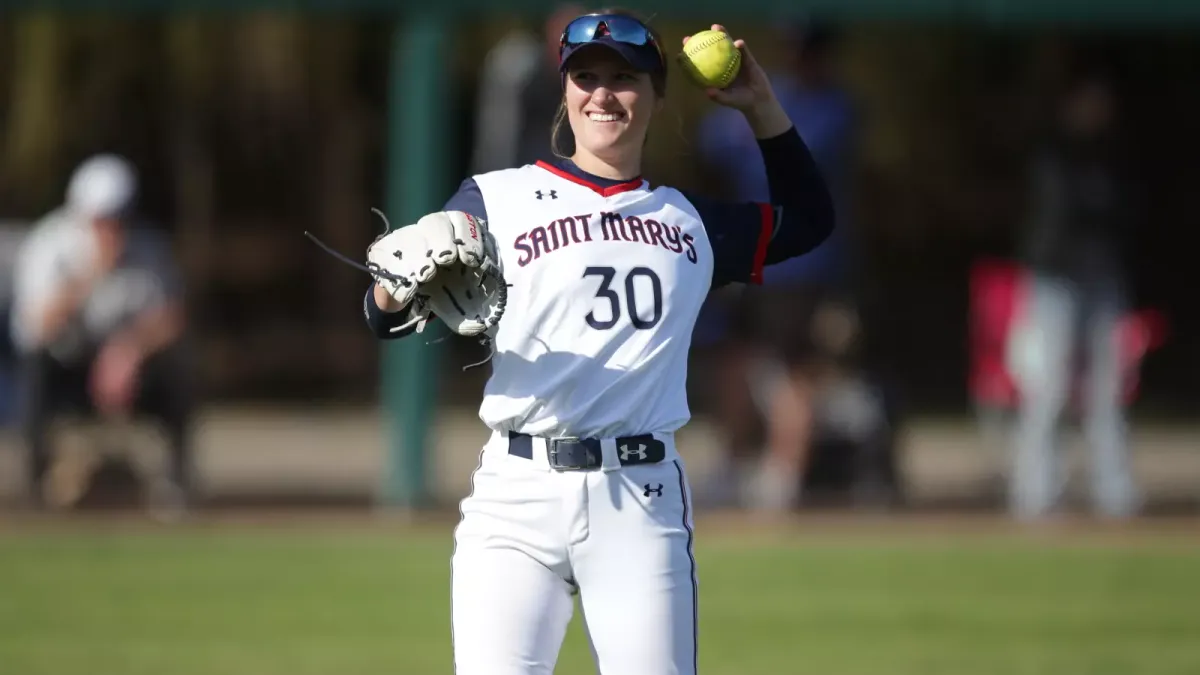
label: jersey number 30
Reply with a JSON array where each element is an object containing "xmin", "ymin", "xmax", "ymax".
[{"xmin": 583, "ymin": 266, "xmax": 663, "ymax": 331}]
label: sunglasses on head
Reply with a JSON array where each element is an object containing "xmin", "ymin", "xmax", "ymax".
[{"xmin": 559, "ymin": 14, "xmax": 665, "ymax": 67}]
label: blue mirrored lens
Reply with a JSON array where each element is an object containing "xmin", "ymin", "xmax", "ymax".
[{"xmin": 562, "ymin": 15, "xmax": 651, "ymax": 47}]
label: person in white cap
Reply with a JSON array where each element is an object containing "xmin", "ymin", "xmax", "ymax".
[{"xmin": 10, "ymin": 153, "xmax": 193, "ymax": 512}]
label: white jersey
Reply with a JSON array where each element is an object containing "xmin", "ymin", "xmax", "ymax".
[{"xmin": 472, "ymin": 163, "xmax": 713, "ymax": 439}]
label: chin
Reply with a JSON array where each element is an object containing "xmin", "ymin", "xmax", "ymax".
[{"xmin": 581, "ymin": 135, "xmax": 635, "ymax": 160}]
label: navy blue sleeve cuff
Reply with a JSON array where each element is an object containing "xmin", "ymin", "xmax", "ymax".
[
  {"xmin": 361, "ymin": 178, "xmax": 482, "ymax": 340},
  {"xmin": 363, "ymin": 283, "xmax": 419, "ymax": 340}
]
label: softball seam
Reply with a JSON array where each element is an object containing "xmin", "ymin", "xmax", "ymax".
[{"xmin": 685, "ymin": 33, "xmax": 740, "ymax": 87}]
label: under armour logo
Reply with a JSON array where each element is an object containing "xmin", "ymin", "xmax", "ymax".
[
  {"xmin": 644, "ymin": 483, "xmax": 663, "ymax": 497},
  {"xmin": 535, "ymin": 190, "xmax": 557, "ymax": 200},
  {"xmin": 619, "ymin": 443, "xmax": 648, "ymax": 461}
]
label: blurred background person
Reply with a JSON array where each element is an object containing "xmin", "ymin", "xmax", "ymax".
[
  {"xmin": 467, "ymin": 3, "xmax": 584, "ymax": 174},
  {"xmin": 0, "ymin": 5, "xmax": 1193, "ymax": 524},
  {"xmin": 0, "ymin": 222, "xmax": 24, "ymax": 426},
  {"xmin": 9, "ymin": 154, "xmax": 194, "ymax": 512},
  {"xmin": 1008, "ymin": 65, "xmax": 1140, "ymax": 520},
  {"xmin": 692, "ymin": 19, "xmax": 891, "ymax": 510}
]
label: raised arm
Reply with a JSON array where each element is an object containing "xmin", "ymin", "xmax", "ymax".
[
  {"xmin": 687, "ymin": 122, "xmax": 835, "ymax": 288},
  {"xmin": 682, "ymin": 27, "xmax": 835, "ymax": 289}
]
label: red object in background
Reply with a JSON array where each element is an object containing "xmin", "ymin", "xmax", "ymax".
[{"xmin": 968, "ymin": 258, "xmax": 1168, "ymax": 410}]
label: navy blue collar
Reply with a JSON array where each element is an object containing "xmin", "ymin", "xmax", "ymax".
[{"xmin": 535, "ymin": 159, "xmax": 645, "ymax": 197}]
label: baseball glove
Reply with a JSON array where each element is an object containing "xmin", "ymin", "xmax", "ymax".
[{"xmin": 306, "ymin": 209, "xmax": 508, "ymax": 342}]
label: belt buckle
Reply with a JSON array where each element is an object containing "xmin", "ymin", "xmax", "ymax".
[{"xmin": 548, "ymin": 436, "xmax": 594, "ymax": 471}]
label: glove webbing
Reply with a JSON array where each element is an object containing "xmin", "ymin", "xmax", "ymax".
[{"xmin": 304, "ymin": 210, "xmax": 506, "ymax": 372}]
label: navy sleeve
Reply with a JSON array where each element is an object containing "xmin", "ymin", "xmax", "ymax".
[
  {"xmin": 443, "ymin": 178, "xmax": 488, "ymax": 221},
  {"xmin": 363, "ymin": 177, "xmax": 488, "ymax": 339},
  {"xmin": 688, "ymin": 126, "xmax": 835, "ymax": 288},
  {"xmin": 363, "ymin": 283, "xmax": 420, "ymax": 340}
]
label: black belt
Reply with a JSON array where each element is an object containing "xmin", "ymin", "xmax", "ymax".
[{"xmin": 508, "ymin": 432, "xmax": 667, "ymax": 470}]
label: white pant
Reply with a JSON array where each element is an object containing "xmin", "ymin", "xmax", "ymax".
[
  {"xmin": 452, "ymin": 431, "xmax": 699, "ymax": 675},
  {"xmin": 1010, "ymin": 273, "xmax": 1138, "ymax": 519}
]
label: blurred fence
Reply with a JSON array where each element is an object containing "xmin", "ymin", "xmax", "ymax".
[
  {"xmin": 1, "ymin": 16, "xmax": 1197, "ymax": 409},
  {"xmin": 0, "ymin": 10, "xmax": 1198, "ymax": 513}
]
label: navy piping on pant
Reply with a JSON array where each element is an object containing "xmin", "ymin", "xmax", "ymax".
[{"xmin": 672, "ymin": 459, "xmax": 698, "ymax": 675}]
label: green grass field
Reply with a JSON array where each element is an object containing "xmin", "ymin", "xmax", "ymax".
[{"xmin": 1, "ymin": 517, "xmax": 1197, "ymax": 675}]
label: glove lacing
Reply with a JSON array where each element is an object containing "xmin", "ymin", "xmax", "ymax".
[{"xmin": 305, "ymin": 208, "xmax": 506, "ymax": 372}]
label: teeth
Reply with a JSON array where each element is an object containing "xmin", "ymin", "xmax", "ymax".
[{"xmin": 588, "ymin": 112, "xmax": 622, "ymax": 122}]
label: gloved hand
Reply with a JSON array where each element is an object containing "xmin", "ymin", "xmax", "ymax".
[{"xmin": 366, "ymin": 210, "xmax": 506, "ymax": 337}]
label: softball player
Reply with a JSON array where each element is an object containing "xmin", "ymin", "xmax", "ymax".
[{"xmin": 363, "ymin": 10, "xmax": 834, "ymax": 674}]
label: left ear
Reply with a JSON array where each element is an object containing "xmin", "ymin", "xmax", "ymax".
[{"xmin": 654, "ymin": 96, "xmax": 665, "ymax": 112}]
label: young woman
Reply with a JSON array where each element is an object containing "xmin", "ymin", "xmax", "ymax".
[{"xmin": 364, "ymin": 10, "xmax": 834, "ymax": 674}]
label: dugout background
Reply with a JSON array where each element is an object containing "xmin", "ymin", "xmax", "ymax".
[{"xmin": 1, "ymin": 16, "xmax": 1196, "ymax": 416}]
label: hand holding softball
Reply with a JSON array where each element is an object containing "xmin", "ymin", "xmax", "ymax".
[{"xmin": 680, "ymin": 25, "xmax": 775, "ymax": 112}]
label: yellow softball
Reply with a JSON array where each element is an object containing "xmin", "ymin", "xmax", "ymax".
[{"xmin": 677, "ymin": 29, "xmax": 742, "ymax": 89}]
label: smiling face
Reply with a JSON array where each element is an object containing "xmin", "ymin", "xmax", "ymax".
[{"xmin": 563, "ymin": 45, "xmax": 661, "ymax": 171}]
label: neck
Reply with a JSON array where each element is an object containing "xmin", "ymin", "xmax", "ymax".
[{"xmin": 570, "ymin": 148, "xmax": 642, "ymax": 181}]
